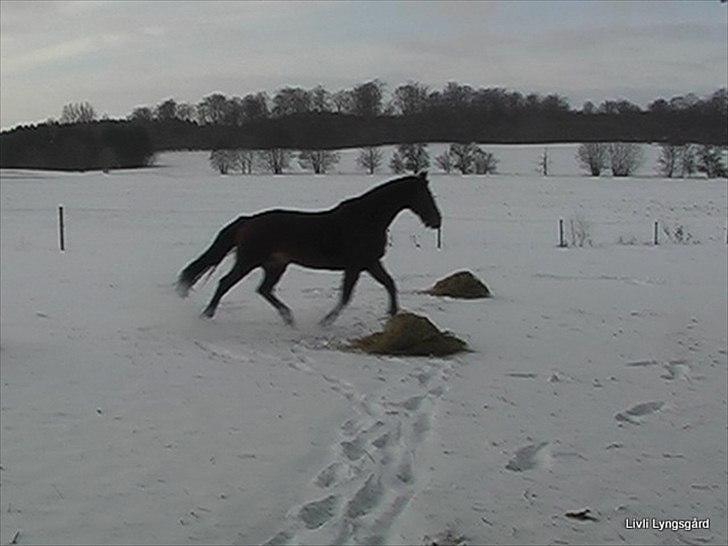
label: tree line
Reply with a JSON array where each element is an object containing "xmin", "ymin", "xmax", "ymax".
[
  {"xmin": 126, "ymin": 82, "xmax": 726, "ymax": 149},
  {"xmin": 0, "ymin": 80, "xmax": 725, "ymax": 170},
  {"xmin": 208, "ymin": 142, "xmax": 726, "ymax": 179},
  {"xmin": 0, "ymin": 120, "xmax": 154, "ymax": 171}
]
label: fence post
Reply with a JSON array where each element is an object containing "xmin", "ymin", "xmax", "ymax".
[
  {"xmin": 58, "ymin": 205, "xmax": 65, "ymax": 252},
  {"xmin": 559, "ymin": 218, "xmax": 565, "ymax": 248},
  {"xmin": 654, "ymin": 221, "xmax": 659, "ymax": 246}
]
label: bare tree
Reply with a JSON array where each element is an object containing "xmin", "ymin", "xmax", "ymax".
[
  {"xmin": 679, "ymin": 145, "xmax": 697, "ymax": 177},
  {"xmin": 155, "ymin": 98, "xmax": 178, "ymax": 121},
  {"xmin": 391, "ymin": 143, "xmax": 429, "ymax": 173},
  {"xmin": 127, "ymin": 106, "xmax": 153, "ymax": 122},
  {"xmin": 657, "ymin": 144, "xmax": 680, "ymax": 177},
  {"xmin": 241, "ymin": 92, "xmax": 269, "ymax": 121},
  {"xmin": 538, "ymin": 147, "xmax": 551, "ymax": 176},
  {"xmin": 298, "ymin": 149, "xmax": 340, "ymax": 174},
  {"xmin": 474, "ymin": 149, "xmax": 498, "ymax": 174},
  {"xmin": 657, "ymin": 144, "xmax": 702, "ymax": 178},
  {"xmin": 236, "ymin": 149, "xmax": 255, "ymax": 174},
  {"xmin": 576, "ymin": 143, "xmax": 608, "ymax": 176},
  {"xmin": 441, "ymin": 82, "xmax": 474, "ymax": 110},
  {"xmin": 257, "ymin": 148, "xmax": 291, "ymax": 174},
  {"xmin": 697, "ymin": 145, "xmax": 728, "ymax": 178},
  {"xmin": 225, "ymin": 97, "xmax": 247, "ymax": 125},
  {"xmin": 209, "ymin": 149, "xmax": 237, "ymax": 174},
  {"xmin": 449, "ymin": 143, "xmax": 478, "ymax": 174},
  {"xmin": 582, "ymin": 101, "xmax": 596, "ymax": 114},
  {"xmin": 435, "ymin": 151, "xmax": 453, "ymax": 173},
  {"xmin": 272, "ymin": 87, "xmax": 311, "ymax": 117},
  {"xmin": 331, "ymin": 89, "xmax": 354, "ymax": 114},
  {"xmin": 310, "ymin": 85, "xmax": 331, "ymax": 113},
  {"xmin": 60, "ymin": 101, "xmax": 96, "ymax": 123},
  {"xmin": 197, "ymin": 94, "xmax": 230, "ymax": 124},
  {"xmin": 351, "ymin": 80, "xmax": 384, "ymax": 118},
  {"xmin": 175, "ymin": 102, "xmax": 196, "ymax": 122},
  {"xmin": 392, "ymin": 81, "xmax": 430, "ymax": 115},
  {"xmin": 608, "ymin": 143, "xmax": 643, "ymax": 177},
  {"xmin": 357, "ymin": 147, "xmax": 383, "ymax": 174},
  {"xmin": 389, "ymin": 151, "xmax": 406, "ymax": 174}
]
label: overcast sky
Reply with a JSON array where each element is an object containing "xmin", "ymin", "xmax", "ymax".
[{"xmin": 1, "ymin": 0, "xmax": 726, "ymax": 129}]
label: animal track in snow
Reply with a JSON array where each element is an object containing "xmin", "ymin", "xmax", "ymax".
[
  {"xmin": 505, "ymin": 441, "xmax": 550, "ymax": 472},
  {"xmin": 299, "ymin": 495, "xmax": 338, "ymax": 529},
  {"xmin": 341, "ymin": 437, "xmax": 367, "ymax": 461},
  {"xmin": 315, "ymin": 462, "xmax": 343, "ymax": 488},
  {"xmin": 262, "ymin": 356, "xmax": 458, "ymax": 545},
  {"xmin": 346, "ymin": 473, "xmax": 383, "ymax": 518},
  {"xmin": 615, "ymin": 401, "xmax": 665, "ymax": 425},
  {"xmin": 401, "ymin": 395, "xmax": 425, "ymax": 411},
  {"xmin": 661, "ymin": 361, "xmax": 690, "ymax": 381}
]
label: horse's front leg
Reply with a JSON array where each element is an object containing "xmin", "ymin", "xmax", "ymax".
[
  {"xmin": 366, "ymin": 261, "xmax": 398, "ymax": 317},
  {"xmin": 320, "ymin": 268, "xmax": 361, "ymax": 326}
]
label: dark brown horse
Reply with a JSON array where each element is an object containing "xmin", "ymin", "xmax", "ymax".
[{"xmin": 176, "ymin": 172, "xmax": 441, "ymax": 326}]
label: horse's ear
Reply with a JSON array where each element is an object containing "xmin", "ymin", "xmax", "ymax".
[{"xmin": 418, "ymin": 171, "xmax": 429, "ymax": 183}]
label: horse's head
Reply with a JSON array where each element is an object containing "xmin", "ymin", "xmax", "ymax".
[{"xmin": 407, "ymin": 171, "xmax": 442, "ymax": 229}]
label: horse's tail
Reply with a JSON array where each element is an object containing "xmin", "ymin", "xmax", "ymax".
[{"xmin": 176, "ymin": 216, "xmax": 248, "ymax": 297}]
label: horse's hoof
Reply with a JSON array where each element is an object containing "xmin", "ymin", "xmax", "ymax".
[
  {"xmin": 281, "ymin": 310, "xmax": 295, "ymax": 327},
  {"xmin": 176, "ymin": 282, "xmax": 190, "ymax": 298},
  {"xmin": 319, "ymin": 314, "xmax": 336, "ymax": 327},
  {"xmin": 200, "ymin": 307, "xmax": 215, "ymax": 319}
]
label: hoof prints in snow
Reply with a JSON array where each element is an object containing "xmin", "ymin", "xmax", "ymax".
[
  {"xmin": 615, "ymin": 401, "xmax": 665, "ymax": 424},
  {"xmin": 626, "ymin": 360, "xmax": 661, "ymax": 367},
  {"xmin": 341, "ymin": 438, "xmax": 366, "ymax": 461},
  {"xmin": 396, "ymin": 456, "xmax": 414, "ymax": 484},
  {"xmin": 661, "ymin": 361, "xmax": 690, "ymax": 381},
  {"xmin": 262, "ymin": 356, "xmax": 453, "ymax": 545},
  {"xmin": 401, "ymin": 395, "xmax": 425, "ymax": 411},
  {"xmin": 314, "ymin": 462, "xmax": 342, "ymax": 488},
  {"xmin": 346, "ymin": 474, "xmax": 383, "ymax": 518},
  {"xmin": 506, "ymin": 441, "xmax": 549, "ymax": 472},
  {"xmin": 299, "ymin": 495, "xmax": 338, "ymax": 529},
  {"xmin": 262, "ymin": 530, "xmax": 293, "ymax": 546},
  {"xmin": 506, "ymin": 372, "xmax": 538, "ymax": 379},
  {"xmin": 626, "ymin": 359, "xmax": 692, "ymax": 381}
]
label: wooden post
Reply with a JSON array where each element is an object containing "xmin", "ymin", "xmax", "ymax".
[
  {"xmin": 437, "ymin": 226, "xmax": 442, "ymax": 249},
  {"xmin": 654, "ymin": 221, "xmax": 659, "ymax": 246},
  {"xmin": 58, "ymin": 205, "xmax": 65, "ymax": 251},
  {"xmin": 559, "ymin": 219, "xmax": 565, "ymax": 247}
]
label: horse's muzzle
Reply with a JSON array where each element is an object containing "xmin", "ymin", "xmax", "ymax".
[{"xmin": 427, "ymin": 216, "xmax": 442, "ymax": 229}]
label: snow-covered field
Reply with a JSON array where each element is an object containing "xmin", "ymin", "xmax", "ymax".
[{"xmin": 1, "ymin": 145, "xmax": 726, "ymax": 545}]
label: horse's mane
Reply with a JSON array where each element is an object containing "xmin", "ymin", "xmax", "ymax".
[{"xmin": 338, "ymin": 175, "xmax": 420, "ymax": 209}]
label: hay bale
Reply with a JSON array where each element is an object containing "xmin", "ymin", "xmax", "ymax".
[
  {"xmin": 351, "ymin": 312, "xmax": 467, "ymax": 356},
  {"xmin": 425, "ymin": 270, "xmax": 491, "ymax": 299}
]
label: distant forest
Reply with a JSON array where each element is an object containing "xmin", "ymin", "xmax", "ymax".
[{"xmin": 1, "ymin": 80, "xmax": 726, "ymax": 171}]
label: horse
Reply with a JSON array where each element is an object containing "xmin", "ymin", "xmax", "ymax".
[{"xmin": 176, "ymin": 171, "xmax": 442, "ymax": 326}]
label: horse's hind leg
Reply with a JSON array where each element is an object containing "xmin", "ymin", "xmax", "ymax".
[
  {"xmin": 257, "ymin": 263, "xmax": 294, "ymax": 326},
  {"xmin": 202, "ymin": 254, "xmax": 257, "ymax": 318},
  {"xmin": 366, "ymin": 261, "xmax": 398, "ymax": 316},
  {"xmin": 320, "ymin": 268, "xmax": 361, "ymax": 326}
]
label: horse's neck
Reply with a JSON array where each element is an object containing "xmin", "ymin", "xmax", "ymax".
[{"xmin": 353, "ymin": 184, "xmax": 409, "ymax": 229}]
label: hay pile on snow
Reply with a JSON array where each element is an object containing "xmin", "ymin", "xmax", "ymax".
[
  {"xmin": 351, "ymin": 312, "xmax": 467, "ymax": 356},
  {"xmin": 425, "ymin": 270, "xmax": 491, "ymax": 299}
]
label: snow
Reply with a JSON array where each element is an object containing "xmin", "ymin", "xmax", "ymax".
[{"xmin": 1, "ymin": 145, "xmax": 726, "ymax": 545}]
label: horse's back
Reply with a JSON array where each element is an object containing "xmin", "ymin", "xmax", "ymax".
[{"xmin": 238, "ymin": 207, "xmax": 382, "ymax": 269}]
